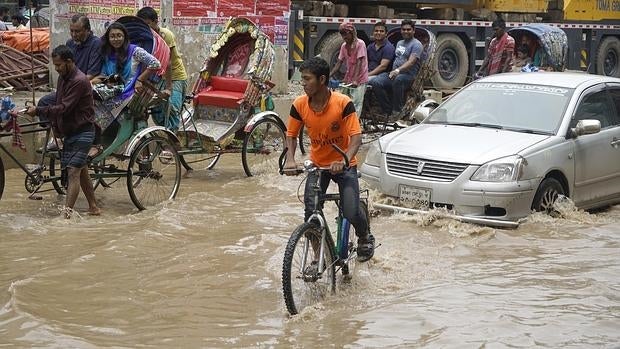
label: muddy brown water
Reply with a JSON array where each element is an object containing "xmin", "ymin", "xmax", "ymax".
[{"xmin": 1, "ymin": 153, "xmax": 619, "ymax": 348}]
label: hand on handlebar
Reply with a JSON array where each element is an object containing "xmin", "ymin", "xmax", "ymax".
[
  {"xmin": 329, "ymin": 160, "xmax": 346, "ymax": 174},
  {"xmin": 282, "ymin": 160, "xmax": 302, "ymax": 176}
]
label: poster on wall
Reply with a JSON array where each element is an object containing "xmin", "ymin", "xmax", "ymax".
[
  {"xmin": 172, "ymin": 0, "xmax": 216, "ymax": 18},
  {"xmin": 64, "ymin": 0, "xmax": 161, "ymax": 20},
  {"xmin": 218, "ymin": 0, "xmax": 255, "ymax": 17},
  {"xmin": 255, "ymin": 0, "xmax": 289, "ymax": 17}
]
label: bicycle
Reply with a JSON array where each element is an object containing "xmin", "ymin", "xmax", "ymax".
[{"xmin": 279, "ymin": 146, "xmax": 370, "ymax": 315}]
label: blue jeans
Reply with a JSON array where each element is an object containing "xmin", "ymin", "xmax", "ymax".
[
  {"xmin": 304, "ymin": 167, "xmax": 369, "ymax": 238},
  {"xmin": 368, "ymin": 72, "xmax": 416, "ymax": 115},
  {"xmin": 151, "ymin": 79, "xmax": 188, "ymax": 131}
]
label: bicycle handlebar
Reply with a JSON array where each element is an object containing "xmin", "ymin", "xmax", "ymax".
[{"xmin": 278, "ymin": 144, "xmax": 350, "ymax": 175}]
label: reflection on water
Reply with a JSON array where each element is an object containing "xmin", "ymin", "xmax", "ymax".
[{"xmin": 1, "ymin": 155, "xmax": 619, "ymax": 347}]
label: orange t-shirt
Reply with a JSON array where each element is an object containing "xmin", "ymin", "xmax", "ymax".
[{"xmin": 286, "ymin": 91, "xmax": 362, "ymax": 167}]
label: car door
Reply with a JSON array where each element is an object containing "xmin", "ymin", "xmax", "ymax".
[{"xmin": 571, "ymin": 85, "xmax": 620, "ymax": 207}]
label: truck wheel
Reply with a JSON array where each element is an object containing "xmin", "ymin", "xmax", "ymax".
[
  {"xmin": 432, "ymin": 34, "xmax": 468, "ymax": 89},
  {"xmin": 316, "ymin": 32, "xmax": 345, "ymax": 80},
  {"xmin": 596, "ymin": 37, "xmax": 620, "ymax": 78}
]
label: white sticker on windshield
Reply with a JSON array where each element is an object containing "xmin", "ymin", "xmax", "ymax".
[{"xmin": 474, "ymin": 83, "xmax": 570, "ymax": 96}]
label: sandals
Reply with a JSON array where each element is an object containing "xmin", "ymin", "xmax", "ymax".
[{"xmin": 87, "ymin": 145, "xmax": 103, "ymax": 162}]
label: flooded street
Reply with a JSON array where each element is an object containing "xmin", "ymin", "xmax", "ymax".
[{"xmin": 1, "ymin": 153, "xmax": 619, "ymax": 348}]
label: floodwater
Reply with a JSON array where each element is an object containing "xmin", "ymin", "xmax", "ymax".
[{"xmin": 1, "ymin": 153, "xmax": 619, "ymax": 348}]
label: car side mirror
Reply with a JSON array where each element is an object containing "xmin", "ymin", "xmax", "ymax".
[
  {"xmin": 412, "ymin": 99, "xmax": 439, "ymax": 123},
  {"xmin": 569, "ymin": 119, "xmax": 601, "ymax": 138}
]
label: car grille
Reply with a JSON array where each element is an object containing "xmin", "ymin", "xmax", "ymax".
[{"xmin": 386, "ymin": 153, "xmax": 469, "ymax": 182}]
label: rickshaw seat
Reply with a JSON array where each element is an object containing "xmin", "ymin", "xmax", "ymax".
[{"xmin": 194, "ymin": 76, "xmax": 249, "ymax": 109}]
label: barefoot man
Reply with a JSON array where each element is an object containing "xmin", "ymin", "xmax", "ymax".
[{"xmin": 26, "ymin": 45, "xmax": 101, "ymax": 218}]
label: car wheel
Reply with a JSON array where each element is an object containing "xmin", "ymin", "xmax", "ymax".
[{"xmin": 531, "ymin": 178, "xmax": 564, "ymax": 213}]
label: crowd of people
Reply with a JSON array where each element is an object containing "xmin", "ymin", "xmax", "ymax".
[
  {"xmin": 328, "ymin": 19, "xmax": 427, "ymax": 121},
  {"xmin": 23, "ymin": 8, "xmax": 187, "ymax": 219}
]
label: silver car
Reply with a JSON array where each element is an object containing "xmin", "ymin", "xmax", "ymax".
[{"xmin": 361, "ymin": 73, "xmax": 620, "ymax": 228}]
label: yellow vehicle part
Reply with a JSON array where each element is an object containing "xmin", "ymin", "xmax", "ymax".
[
  {"xmin": 481, "ymin": 0, "xmax": 547, "ymax": 13},
  {"xmin": 563, "ymin": 0, "xmax": 620, "ymax": 20}
]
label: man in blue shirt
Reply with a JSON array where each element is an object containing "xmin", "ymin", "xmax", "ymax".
[
  {"xmin": 367, "ymin": 21, "xmax": 395, "ymax": 81},
  {"xmin": 368, "ymin": 19, "xmax": 423, "ymax": 119}
]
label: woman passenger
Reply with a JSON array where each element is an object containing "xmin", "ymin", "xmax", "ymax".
[{"xmin": 91, "ymin": 22, "xmax": 160, "ymax": 135}]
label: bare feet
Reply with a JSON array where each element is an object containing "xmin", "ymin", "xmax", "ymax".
[
  {"xmin": 63, "ymin": 207, "xmax": 74, "ymax": 219},
  {"xmin": 88, "ymin": 207, "xmax": 102, "ymax": 216},
  {"xmin": 183, "ymin": 169, "xmax": 193, "ymax": 178}
]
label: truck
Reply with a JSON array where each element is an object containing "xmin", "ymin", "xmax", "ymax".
[{"xmin": 288, "ymin": 0, "xmax": 620, "ymax": 89}]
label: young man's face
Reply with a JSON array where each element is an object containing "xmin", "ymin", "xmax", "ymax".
[
  {"xmin": 142, "ymin": 17, "xmax": 158, "ymax": 31},
  {"xmin": 301, "ymin": 69, "xmax": 325, "ymax": 96},
  {"xmin": 493, "ymin": 26, "xmax": 505, "ymax": 38},
  {"xmin": 70, "ymin": 22, "xmax": 88, "ymax": 43},
  {"xmin": 52, "ymin": 56, "xmax": 71, "ymax": 77},
  {"xmin": 401, "ymin": 24, "xmax": 414, "ymax": 40},
  {"xmin": 373, "ymin": 25, "xmax": 387, "ymax": 42}
]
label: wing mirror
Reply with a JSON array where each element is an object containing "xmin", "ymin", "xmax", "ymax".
[
  {"xmin": 412, "ymin": 99, "xmax": 440, "ymax": 123},
  {"xmin": 570, "ymin": 119, "xmax": 601, "ymax": 138}
]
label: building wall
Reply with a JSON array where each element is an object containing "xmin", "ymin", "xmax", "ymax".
[{"xmin": 48, "ymin": 0, "xmax": 289, "ymax": 94}]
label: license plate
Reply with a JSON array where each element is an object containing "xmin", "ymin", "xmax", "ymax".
[{"xmin": 399, "ymin": 185, "xmax": 431, "ymax": 209}]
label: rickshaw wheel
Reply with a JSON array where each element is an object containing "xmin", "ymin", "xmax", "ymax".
[
  {"xmin": 180, "ymin": 146, "xmax": 222, "ymax": 171},
  {"xmin": 0, "ymin": 156, "xmax": 4, "ymax": 200},
  {"xmin": 127, "ymin": 136, "xmax": 181, "ymax": 210},
  {"xmin": 48, "ymin": 152, "xmax": 66, "ymax": 195},
  {"xmin": 242, "ymin": 118, "xmax": 285, "ymax": 177}
]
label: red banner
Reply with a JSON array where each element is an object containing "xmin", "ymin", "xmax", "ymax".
[
  {"xmin": 217, "ymin": 0, "xmax": 255, "ymax": 17},
  {"xmin": 172, "ymin": 0, "xmax": 217, "ymax": 18},
  {"xmin": 255, "ymin": 0, "xmax": 289, "ymax": 17}
]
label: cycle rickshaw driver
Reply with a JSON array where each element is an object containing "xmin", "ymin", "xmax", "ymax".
[{"xmin": 283, "ymin": 57, "xmax": 375, "ymax": 262}]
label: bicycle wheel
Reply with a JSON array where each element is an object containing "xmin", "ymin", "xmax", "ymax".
[
  {"xmin": 0, "ymin": 156, "xmax": 4, "ymax": 200},
  {"xmin": 48, "ymin": 152, "xmax": 66, "ymax": 195},
  {"xmin": 282, "ymin": 222, "xmax": 336, "ymax": 315},
  {"xmin": 242, "ymin": 118, "xmax": 285, "ymax": 177},
  {"xmin": 92, "ymin": 157, "xmax": 124, "ymax": 190},
  {"xmin": 180, "ymin": 146, "xmax": 222, "ymax": 171},
  {"xmin": 127, "ymin": 136, "xmax": 181, "ymax": 210}
]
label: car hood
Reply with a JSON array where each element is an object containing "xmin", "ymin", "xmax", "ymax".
[{"xmin": 384, "ymin": 124, "xmax": 550, "ymax": 165}]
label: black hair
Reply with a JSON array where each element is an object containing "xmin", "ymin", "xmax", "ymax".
[
  {"xmin": 374, "ymin": 21, "xmax": 387, "ymax": 31},
  {"xmin": 11, "ymin": 14, "xmax": 27, "ymax": 25},
  {"xmin": 492, "ymin": 16, "xmax": 506, "ymax": 29},
  {"xmin": 517, "ymin": 44, "xmax": 529, "ymax": 55},
  {"xmin": 299, "ymin": 57, "xmax": 330, "ymax": 86},
  {"xmin": 71, "ymin": 14, "xmax": 91, "ymax": 31},
  {"xmin": 101, "ymin": 22, "xmax": 130, "ymax": 72},
  {"xmin": 51, "ymin": 45, "xmax": 75, "ymax": 62},
  {"xmin": 401, "ymin": 19, "xmax": 415, "ymax": 28},
  {"xmin": 137, "ymin": 7, "xmax": 158, "ymax": 22}
]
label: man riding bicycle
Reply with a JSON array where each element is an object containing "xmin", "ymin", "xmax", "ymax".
[{"xmin": 283, "ymin": 57, "xmax": 375, "ymax": 262}]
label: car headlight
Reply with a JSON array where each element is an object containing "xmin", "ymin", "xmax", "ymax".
[
  {"xmin": 471, "ymin": 155, "xmax": 525, "ymax": 182},
  {"xmin": 364, "ymin": 140, "xmax": 382, "ymax": 167}
]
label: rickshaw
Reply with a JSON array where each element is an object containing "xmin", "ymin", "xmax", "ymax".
[
  {"xmin": 299, "ymin": 26, "xmax": 437, "ymax": 151},
  {"xmin": 0, "ymin": 16, "xmax": 182, "ymax": 211},
  {"xmin": 179, "ymin": 17, "xmax": 285, "ymax": 177},
  {"xmin": 508, "ymin": 23, "xmax": 568, "ymax": 72}
]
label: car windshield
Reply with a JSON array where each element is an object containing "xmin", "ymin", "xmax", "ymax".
[{"xmin": 425, "ymin": 82, "xmax": 574, "ymax": 134}]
